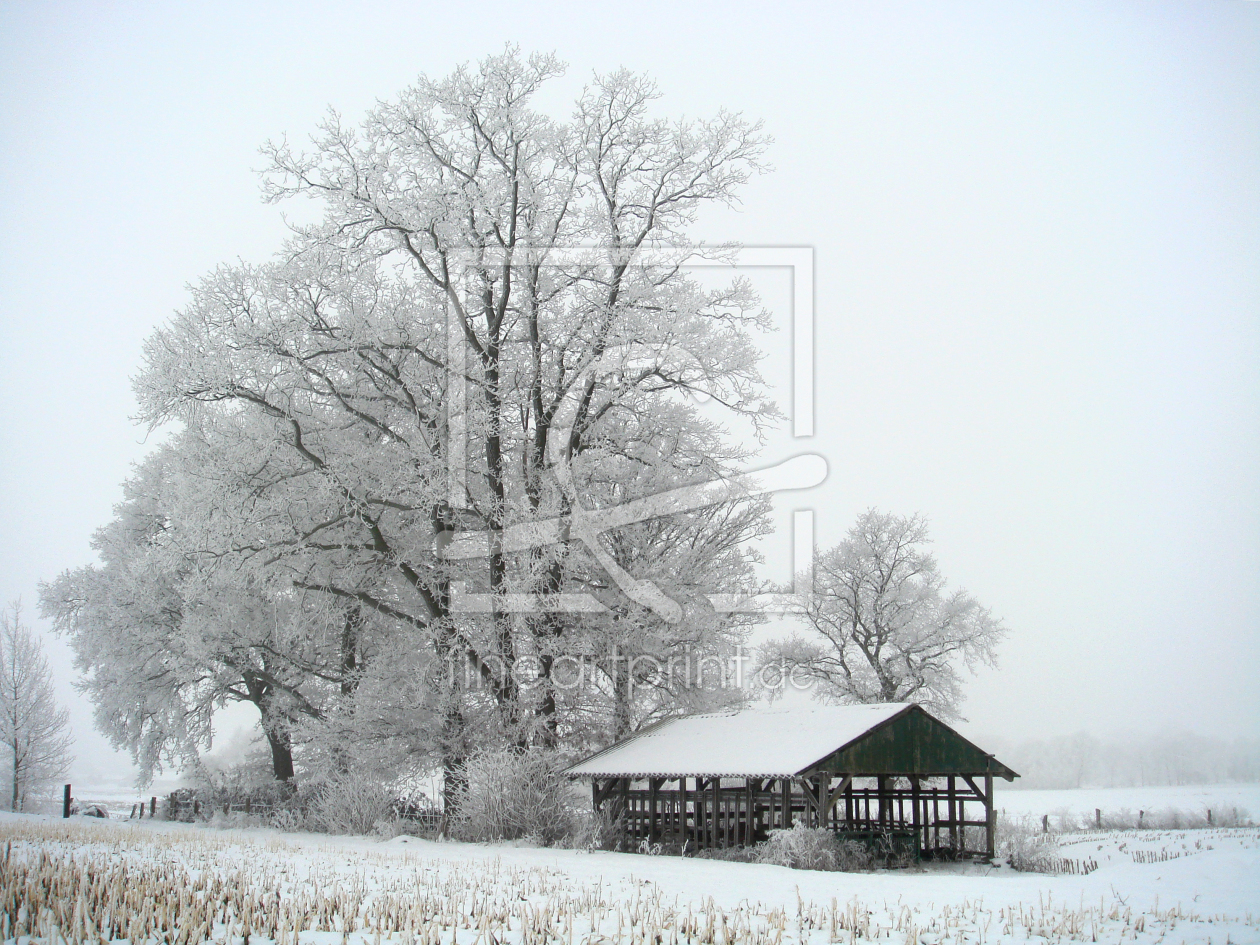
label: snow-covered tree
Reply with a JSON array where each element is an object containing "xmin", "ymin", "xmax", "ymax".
[
  {"xmin": 762, "ymin": 510, "xmax": 1005, "ymax": 718},
  {"xmin": 0, "ymin": 603, "xmax": 73, "ymax": 811},
  {"xmin": 130, "ymin": 49, "xmax": 776, "ymax": 774},
  {"xmin": 40, "ymin": 443, "xmax": 366, "ymax": 783}
]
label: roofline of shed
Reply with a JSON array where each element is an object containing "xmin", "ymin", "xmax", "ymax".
[
  {"xmin": 563, "ymin": 712, "xmax": 683, "ymax": 777},
  {"xmin": 564, "ymin": 703, "xmax": 1020, "ymax": 782}
]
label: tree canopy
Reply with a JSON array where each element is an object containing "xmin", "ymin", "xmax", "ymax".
[
  {"xmin": 763, "ymin": 510, "xmax": 1006, "ymax": 718},
  {"xmin": 43, "ymin": 50, "xmax": 776, "ymax": 787}
]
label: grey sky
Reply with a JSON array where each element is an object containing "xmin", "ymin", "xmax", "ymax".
[{"xmin": 1, "ymin": 1, "xmax": 1256, "ymax": 789}]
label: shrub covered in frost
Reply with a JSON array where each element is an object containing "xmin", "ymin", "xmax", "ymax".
[
  {"xmin": 451, "ymin": 747, "xmax": 578, "ymax": 846},
  {"xmin": 309, "ymin": 770, "xmax": 398, "ymax": 836},
  {"xmin": 997, "ymin": 812, "xmax": 1063, "ymax": 872},
  {"xmin": 753, "ymin": 823, "xmax": 874, "ymax": 871}
]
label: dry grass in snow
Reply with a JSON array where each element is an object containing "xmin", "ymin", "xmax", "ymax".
[{"xmin": 1, "ymin": 817, "xmax": 1258, "ymax": 945}]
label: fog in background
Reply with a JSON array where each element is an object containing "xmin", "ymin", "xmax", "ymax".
[{"xmin": 1, "ymin": 1, "xmax": 1256, "ymax": 790}]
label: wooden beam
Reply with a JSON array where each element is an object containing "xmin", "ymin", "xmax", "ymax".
[
  {"xmin": 961, "ymin": 775, "xmax": 986, "ymax": 803},
  {"xmin": 593, "ymin": 779, "xmax": 618, "ymax": 809},
  {"xmin": 824, "ymin": 774, "xmax": 854, "ymax": 814},
  {"xmin": 799, "ymin": 777, "xmax": 821, "ymax": 813}
]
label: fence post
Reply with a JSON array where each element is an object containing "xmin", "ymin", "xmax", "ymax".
[
  {"xmin": 1095, "ymin": 808, "xmax": 1101, "ymax": 829},
  {"xmin": 62, "ymin": 785, "xmax": 71, "ymax": 819},
  {"xmin": 150, "ymin": 796, "xmax": 156, "ymax": 818}
]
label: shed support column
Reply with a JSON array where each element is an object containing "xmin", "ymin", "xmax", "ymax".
[
  {"xmin": 781, "ymin": 778, "xmax": 792, "ymax": 828},
  {"xmin": 681, "ymin": 778, "xmax": 691, "ymax": 846},
  {"xmin": 711, "ymin": 778, "xmax": 720, "ymax": 849},
  {"xmin": 618, "ymin": 778, "xmax": 630, "ymax": 844},
  {"xmin": 740, "ymin": 781, "xmax": 750, "ymax": 846},
  {"xmin": 910, "ymin": 776, "xmax": 921, "ymax": 857},
  {"xmin": 984, "ymin": 773, "xmax": 995, "ymax": 860},
  {"xmin": 947, "ymin": 776, "xmax": 958, "ymax": 853},
  {"xmin": 649, "ymin": 778, "xmax": 661, "ymax": 841}
]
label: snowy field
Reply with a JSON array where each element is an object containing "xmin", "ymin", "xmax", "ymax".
[
  {"xmin": 2, "ymin": 785, "xmax": 1258, "ymax": 945},
  {"xmin": 993, "ymin": 783, "xmax": 1260, "ymax": 827}
]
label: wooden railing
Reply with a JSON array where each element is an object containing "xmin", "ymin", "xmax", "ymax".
[{"xmin": 601, "ymin": 777, "xmax": 993, "ymax": 857}]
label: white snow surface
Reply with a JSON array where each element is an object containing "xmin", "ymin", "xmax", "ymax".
[{"xmin": 566, "ymin": 703, "xmax": 912, "ymax": 778}]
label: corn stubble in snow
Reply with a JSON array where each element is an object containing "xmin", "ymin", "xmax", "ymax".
[{"xmin": 1, "ymin": 821, "xmax": 1258, "ymax": 945}]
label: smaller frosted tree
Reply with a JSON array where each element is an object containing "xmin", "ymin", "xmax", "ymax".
[
  {"xmin": 0, "ymin": 603, "xmax": 73, "ymax": 811},
  {"xmin": 762, "ymin": 510, "xmax": 1005, "ymax": 718}
]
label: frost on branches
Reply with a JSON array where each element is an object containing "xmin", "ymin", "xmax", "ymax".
[
  {"xmin": 41, "ymin": 50, "xmax": 778, "ymax": 792},
  {"xmin": 0, "ymin": 603, "xmax": 73, "ymax": 810},
  {"xmin": 762, "ymin": 510, "xmax": 1006, "ymax": 718}
]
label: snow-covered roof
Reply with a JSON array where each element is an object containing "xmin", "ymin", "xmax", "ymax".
[{"xmin": 566, "ymin": 703, "xmax": 913, "ymax": 779}]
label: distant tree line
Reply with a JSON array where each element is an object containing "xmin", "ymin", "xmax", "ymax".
[{"xmin": 985, "ymin": 731, "xmax": 1260, "ymax": 789}]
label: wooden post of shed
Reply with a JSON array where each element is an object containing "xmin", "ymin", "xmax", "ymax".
[
  {"xmin": 947, "ymin": 776, "xmax": 958, "ymax": 853},
  {"xmin": 740, "ymin": 781, "xmax": 750, "ymax": 846},
  {"xmin": 655, "ymin": 776, "xmax": 665, "ymax": 841},
  {"xmin": 910, "ymin": 776, "xmax": 922, "ymax": 857},
  {"xmin": 711, "ymin": 778, "xmax": 720, "ymax": 848},
  {"xmin": 618, "ymin": 778, "xmax": 630, "ymax": 842},
  {"xmin": 781, "ymin": 778, "xmax": 792, "ymax": 829},
  {"xmin": 984, "ymin": 773, "xmax": 995, "ymax": 860},
  {"xmin": 681, "ymin": 777, "xmax": 691, "ymax": 845}
]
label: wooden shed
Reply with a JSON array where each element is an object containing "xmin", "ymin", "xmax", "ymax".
[{"xmin": 566, "ymin": 702, "xmax": 1018, "ymax": 859}]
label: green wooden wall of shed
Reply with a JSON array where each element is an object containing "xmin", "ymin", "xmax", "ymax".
[{"xmin": 807, "ymin": 706, "xmax": 1017, "ymax": 779}]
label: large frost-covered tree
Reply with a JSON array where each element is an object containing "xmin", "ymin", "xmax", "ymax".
[
  {"xmin": 40, "ymin": 444, "xmax": 349, "ymax": 782},
  {"xmin": 47, "ymin": 50, "xmax": 777, "ymax": 788},
  {"xmin": 0, "ymin": 603, "xmax": 73, "ymax": 811},
  {"xmin": 762, "ymin": 510, "xmax": 1005, "ymax": 718}
]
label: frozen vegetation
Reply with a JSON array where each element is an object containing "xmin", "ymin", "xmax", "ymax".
[{"xmin": 2, "ymin": 783, "xmax": 1258, "ymax": 945}]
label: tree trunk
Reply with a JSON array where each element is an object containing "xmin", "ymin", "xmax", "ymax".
[
  {"xmin": 532, "ymin": 558, "xmax": 566, "ymax": 748},
  {"xmin": 612, "ymin": 649, "xmax": 633, "ymax": 740},
  {"xmin": 248, "ymin": 676, "xmax": 295, "ymax": 783},
  {"xmin": 340, "ymin": 605, "xmax": 362, "ymax": 696},
  {"xmin": 264, "ymin": 725, "xmax": 295, "ymax": 782}
]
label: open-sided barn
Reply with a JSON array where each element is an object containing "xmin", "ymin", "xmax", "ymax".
[{"xmin": 566, "ymin": 702, "xmax": 1018, "ymax": 858}]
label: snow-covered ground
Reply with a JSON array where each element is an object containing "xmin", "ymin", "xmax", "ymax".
[{"xmin": 2, "ymin": 787, "xmax": 1258, "ymax": 945}]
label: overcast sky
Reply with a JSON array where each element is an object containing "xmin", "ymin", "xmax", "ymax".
[{"xmin": 1, "ymin": 1, "xmax": 1256, "ymax": 790}]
